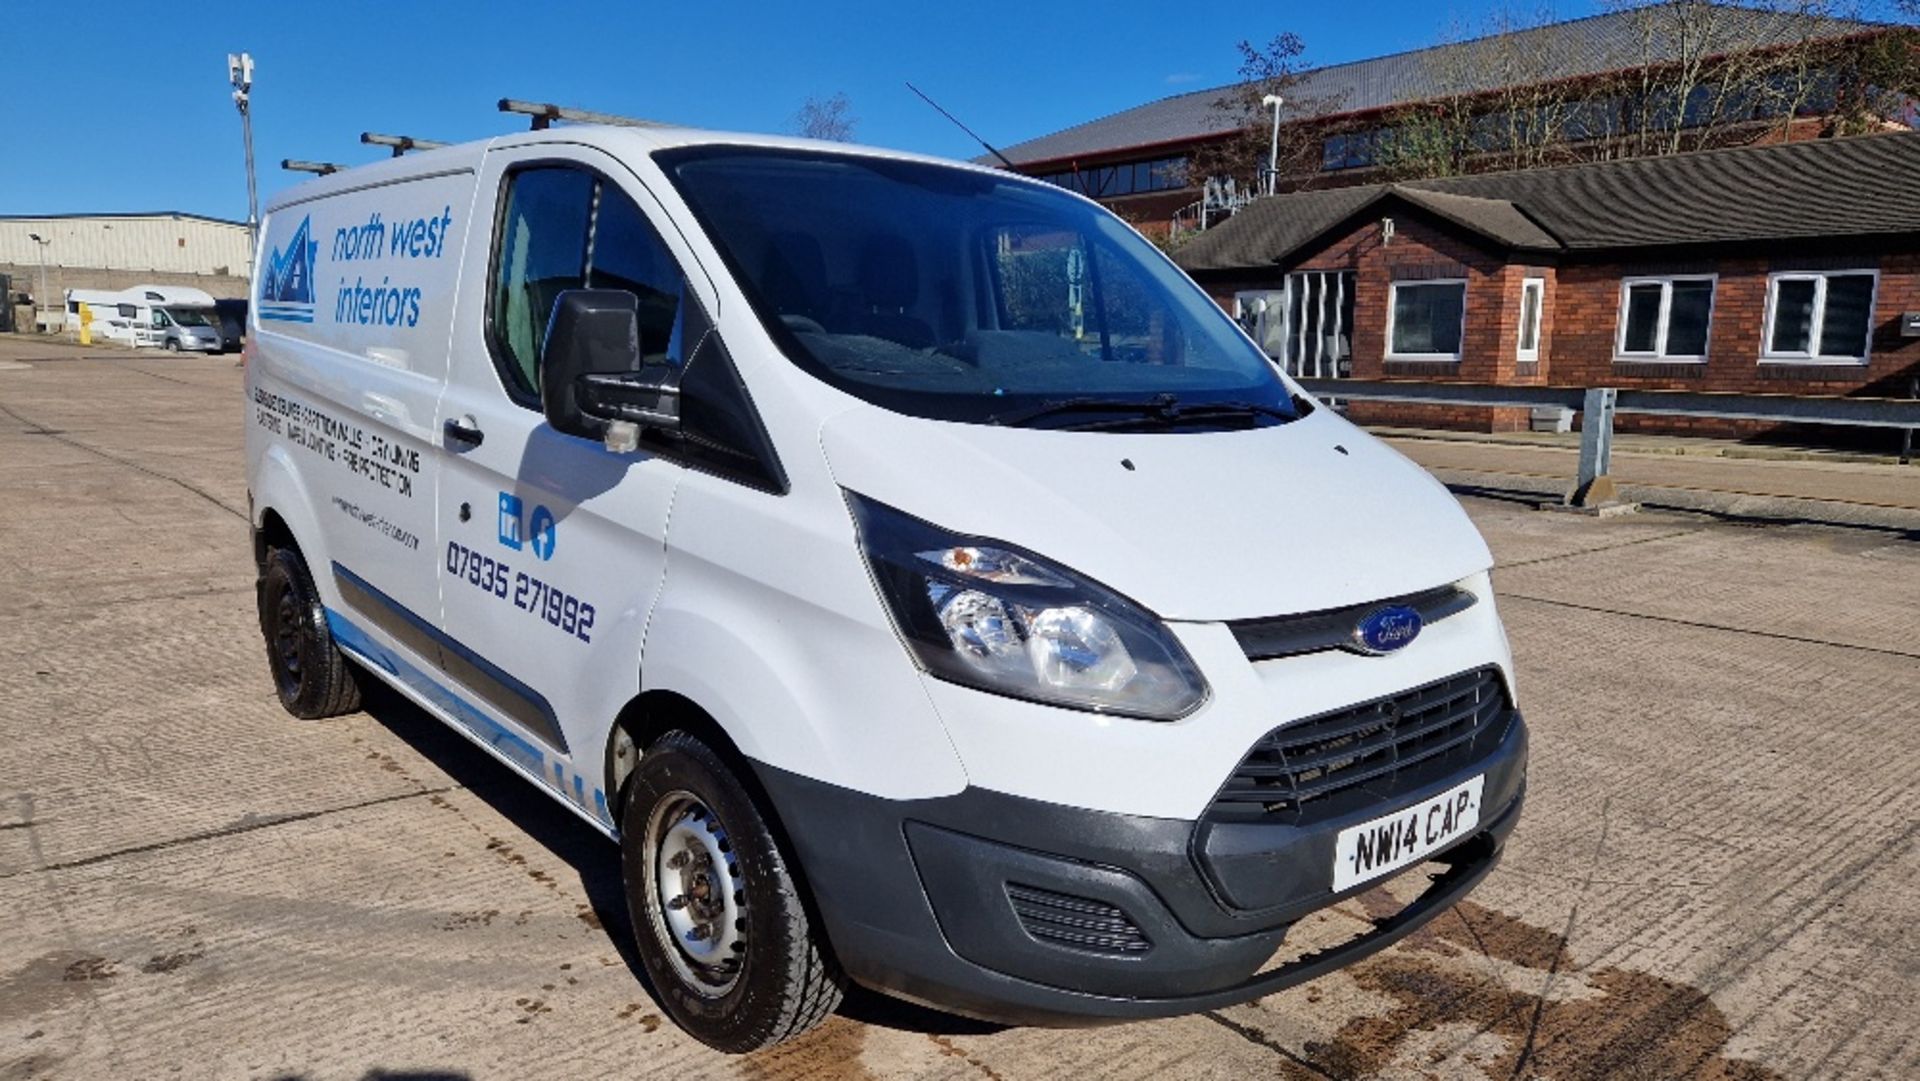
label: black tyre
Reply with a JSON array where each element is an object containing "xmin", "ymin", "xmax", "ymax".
[
  {"xmin": 621, "ymin": 731, "xmax": 843, "ymax": 1052},
  {"xmin": 258, "ymin": 546, "xmax": 361, "ymax": 719},
  {"xmin": 165, "ymin": 339, "xmax": 181, "ymax": 352}
]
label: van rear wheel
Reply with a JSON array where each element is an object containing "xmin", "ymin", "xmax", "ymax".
[
  {"xmin": 258, "ymin": 547, "xmax": 361, "ymax": 718},
  {"xmin": 620, "ymin": 731, "xmax": 843, "ymax": 1052}
]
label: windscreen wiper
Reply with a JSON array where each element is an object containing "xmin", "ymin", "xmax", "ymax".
[
  {"xmin": 990, "ymin": 393, "xmax": 1295, "ymax": 430},
  {"xmin": 989, "ymin": 393, "xmax": 1183, "ymax": 428}
]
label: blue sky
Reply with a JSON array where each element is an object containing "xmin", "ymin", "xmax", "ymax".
[{"xmin": 2, "ymin": 0, "xmax": 1589, "ymax": 220}]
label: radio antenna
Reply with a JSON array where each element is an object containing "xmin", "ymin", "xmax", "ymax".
[{"xmin": 905, "ymin": 82, "xmax": 1015, "ymax": 170}]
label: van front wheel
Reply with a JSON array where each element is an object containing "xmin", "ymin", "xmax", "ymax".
[{"xmin": 621, "ymin": 731, "xmax": 843, "ymax": 1052}]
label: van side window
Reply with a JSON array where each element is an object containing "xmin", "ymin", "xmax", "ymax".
[
  {"xmin": 588, "ymin": 190, "xmax": 685, "ymax": 367},
  {"xmin": 490, "ymin": 167, "xmax": 595, "ymax": 397},
  {"xmin": 489, "ymin": 166, "xmax": 688, "ymax": 402}
]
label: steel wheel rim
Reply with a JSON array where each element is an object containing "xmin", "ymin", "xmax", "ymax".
[{"xmin": 644, "ymin": 790, "xmax": 745, "ymax": 997}]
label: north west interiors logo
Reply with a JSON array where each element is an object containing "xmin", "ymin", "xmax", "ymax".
[{"xmin": 259, "ymin": 215, "xmax": 318, "ymax": 323}]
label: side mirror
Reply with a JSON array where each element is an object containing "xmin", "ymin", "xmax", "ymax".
[{"xmin": 540, "ymin": 289, "xmax": 680, "ymax": 445}]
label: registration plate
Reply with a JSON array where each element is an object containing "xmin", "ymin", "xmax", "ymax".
[{"xmin": 1331, "ymin": 775, "xmax": 1483, "ymax": 892}]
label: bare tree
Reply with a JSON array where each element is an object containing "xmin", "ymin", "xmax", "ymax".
[
  {"xmin": 1371, "ymin": 6, "xmax": 1591, "ymax": 179},
  {"xmin": 1592, "ymin": 2, "xmax": 1920, "ymax": 155},
  {"xmin": 1364, "ymin": 1, "xmax": 1920, "ymax": 181},
  {"xmin": 793, "ymin": 93, "xmax": 858, "ymax": 142},
  {"xmin": 1190, "ymin": 34, "xmax": 1346, "ymax": 190}
]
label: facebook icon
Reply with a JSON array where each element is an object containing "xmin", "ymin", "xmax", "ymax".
[
  {"xmin": 497, "ymin": 492, "xmax": 524, "ymax": 550},
  {"xmin": 529, "ymin": 505, "xmax": 557, "ymax": 561}
]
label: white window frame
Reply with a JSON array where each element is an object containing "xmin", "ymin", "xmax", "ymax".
[
  {"xmin": 1760, "ymin": 269, "xmax": 1879, "ymax": 365},
  {"xmin": 1516, "ymin": 277, "xmax": 1544, "ymax": 362},
  {"xmin": 1385, "ymin": 278, "xmax": 1468, "ymax": 362},
  {"xmin": 1613, "ymin": 275, "xmax": 1716, "ymax": 363}
]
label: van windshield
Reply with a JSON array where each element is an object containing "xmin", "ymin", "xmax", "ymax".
[
  {"xmin": 166, "ymin": 308, "xmax": 212, "ymax": 326},
  {"xmin": 655, "ymin": 147, "xmax": 1294, "ymax": 430}
]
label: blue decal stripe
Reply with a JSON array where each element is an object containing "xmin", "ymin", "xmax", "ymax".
[
  {"xmin": 331, "ymin": 562, "xmax": 568, "ymax": 753},
  {"xmin": 325, "ymin": 609, "xmax": 548, "ymax": 775},
  {"xmin": 259, "ymin": 312, "xmax": 314, "ymax": 323}
]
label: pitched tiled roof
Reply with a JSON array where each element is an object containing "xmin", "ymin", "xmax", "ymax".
[
  {"xmin": 1174, "ymin": 130, "xmax": 1920, "ymax": 271},
  {"xmin": 1392, "ymin": 188, "xmax": 1561, "ymax": 251},
  {"xmin": 999, "ymin": 4, "xmax": 1883, "ymax": 166}
]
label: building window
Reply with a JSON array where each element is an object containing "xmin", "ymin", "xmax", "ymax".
[
  {"xmin": 1386, "ymin": 280, "xmax": 1467, "ymax": 360},
  {"xmin": 1615, "ymin": 276, "xmax": 1714, "ymax": 361},
  {"xmin": 1322, "ymin": 127, "xmax": 1402, "ymax": 171},
  {"xmin": 1517, "ymin": 277, "xmax": 1544, "ymax": 361},
  {"xmin": 1322, "ymin": 132, "xmax": 1372, "ymax": 171},
  {"xmin": 1762, "ymin": 270, "xmax": 1877, "ymax": 363},
  {"xmin": 1035, "ymin": 155, "xmax": 1188, "ymax": 198}
]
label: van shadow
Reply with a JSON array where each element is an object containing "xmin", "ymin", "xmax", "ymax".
[
  {"xmin": 270, "ymin": 1072, "xmax": 471, "ymax": 1081},
  {"xmin": 355, "ymin": 683, "xmax": 654, "ymax": 1001},
  {"xmin": 354, "ymin": 682, "xmax": 1000, "ymax": 1039}
]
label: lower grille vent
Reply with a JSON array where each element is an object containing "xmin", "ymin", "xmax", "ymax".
[{"xmin": 1006, "ymin": 883, "xmax": 1152, "ymax": 955}]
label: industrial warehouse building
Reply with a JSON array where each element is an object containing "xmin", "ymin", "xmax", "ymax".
[
  {"xmin": 0, "ymin": 212, "xmax": 250, "ymax": 332},
  {"xmin": 1172, "ymin": 131, "xmax": 1920, "ymax": 437}
]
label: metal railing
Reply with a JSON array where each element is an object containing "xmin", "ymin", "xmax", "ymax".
[{"xmin": 1293, "ymin": 378, "xmax": 1920, "ymax": 504}]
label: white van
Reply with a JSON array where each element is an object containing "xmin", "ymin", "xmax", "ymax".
[{"xmin": 244, "ymin": 125, "xmax": 1527, "ymax": 1053}]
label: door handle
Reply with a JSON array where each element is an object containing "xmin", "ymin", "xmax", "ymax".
[{"xmin": 443, "ymin": 416, "xmax": 485, "ymax": 447}]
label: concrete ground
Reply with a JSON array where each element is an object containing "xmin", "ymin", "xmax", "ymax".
[
  {"xmin": 1378, "ymin": 429, "xmax": 1920, "ymax": 533},
  {"xmin": 2, "ymin": 341, "xmax": 1917, "ymax": 1081}
]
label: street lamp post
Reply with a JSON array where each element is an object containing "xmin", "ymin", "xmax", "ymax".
[
  {"xmin": 1261, "ymin": 94, "xmax": 1285, "ymax": 196},
  {"xmin": 229, "ymin": 53, "xmax": 259, "ymax": 262},
  {"xmin": 26, "ymin": 232, "xmax": 49, "ymax": 334}
]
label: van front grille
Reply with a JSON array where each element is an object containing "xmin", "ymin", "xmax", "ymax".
[
  {"xmin": 1228, "ymin": 585, "xmax": 1476, "ymax": 662},
  {"xmin": 1209, "ymin": 668, "xmax": 1508, "ymax": 822},
  {"xmin": 1005, "ymin": 884, "xmax": 1152, "ymax": 955}
]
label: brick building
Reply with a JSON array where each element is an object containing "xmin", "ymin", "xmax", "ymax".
[
  {"xmin": 996, "ymin": 5, "xmax": 1905, "ymax": 236},
  {"xmin": 1171, "ymin": 131, "xmax": 1920, "ymax": 437}
]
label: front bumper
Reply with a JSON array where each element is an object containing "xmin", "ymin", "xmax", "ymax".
[{"xmin": 753, "ymin": 709, "xmax": 1527, "ymax": 1025}]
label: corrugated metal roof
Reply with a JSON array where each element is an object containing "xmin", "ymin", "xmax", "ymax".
[
  {"xmin": 999, "ymin": 4, "xmax": 1884, "ymax": 166},
  {"xmin": 0, "ymin": 211, "xmax": 247, "ymax": 226},
  {"xmin": 1174, "ymin": 130, "xmax": 1920, "ymax": 271}
]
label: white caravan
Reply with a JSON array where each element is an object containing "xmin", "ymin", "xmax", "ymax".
[
  {"xmin": 244, "ymin": 125, "xmax": 1528, "ymax": 1052},
  {"xmin": 66, "ymin": 284, "xmax": 222, "ymax": 350}
]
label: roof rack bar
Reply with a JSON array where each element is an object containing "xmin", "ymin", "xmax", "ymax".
[
  {"xmin": 281, "ymin": 159, "xmax": 347, "ymax": 175},
  {"xmin": 498, "ymin": 98, "xmax": 670, "ymax": 131},
  {"xmin": 360, "ymin": 132, "xmax": 450, "ymax": 157}
]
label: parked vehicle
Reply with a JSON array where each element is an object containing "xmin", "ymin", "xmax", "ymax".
[
  {"xmin": 244, "ymin": 125, "xmax": 1528, "ymax": 1053},
  {"xmin": 64, "ymin": 285, "xmax": 221, "ymax": 349},
  {"xmin": 152, "ymin": 305, "xmax": 223, "ymax": 352},
  {"xmin": 214, "ymin": 297, "xmax": 248, "ymax": 351}
]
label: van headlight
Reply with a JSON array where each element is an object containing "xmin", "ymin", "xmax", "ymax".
[{"xmin": 848, "ymin": 493, "xmax": 1208, "ymax": 720}]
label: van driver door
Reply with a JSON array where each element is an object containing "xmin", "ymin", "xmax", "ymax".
[{"xmin": 434, "ymin": 145, "xmax": 701, "ymax": 825}]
